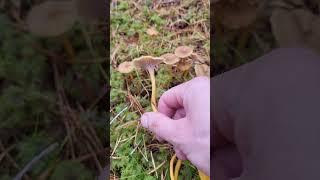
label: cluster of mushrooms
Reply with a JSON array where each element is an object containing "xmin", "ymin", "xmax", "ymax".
[{"xmin": 117, "ymin": 46, "xmax": 209, "ymax": 112}]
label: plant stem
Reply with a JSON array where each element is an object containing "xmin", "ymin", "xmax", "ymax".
[
  {"xmin": 148, "ymin": 68, "xmax": 157, "ymax": 112},
  {"xmin": 62, "ymin": 35, "xmax": 76, "ymax": 64}
]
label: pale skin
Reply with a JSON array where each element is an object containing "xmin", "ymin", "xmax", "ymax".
[
  {"xmin": 141, "ymin": 48, "xmax": 320, "ymax": 179},
  {"xmin": 141, "ymin": 76, "xmax": 210, "ymax": 175}
]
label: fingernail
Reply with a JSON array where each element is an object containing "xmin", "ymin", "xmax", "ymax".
[{"xmin": 140, "ymin": 114, "xmax": 148, "ymax": 128}]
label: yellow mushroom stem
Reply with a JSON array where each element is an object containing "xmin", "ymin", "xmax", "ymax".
[
  {"xmin": 146, "ymin": 67, "xmax": 210, "ymax": 180},
  {"xmin": 199, "ymin": 170, "xmax": 210, "ymax": 180},
  {"xmin": 174, "ymin": 159, "xmax": 182, "ymax": 180},
  {"xmin": 170, "ymin": 154, "xmax": 176, "ymax": 180},
  {"xmin": 61, "ymin": 35, "xmax": 76, "ymax": 63},
  {"xmin": 147, "ymin": 68, "xmax": 158, "ymax": 112}
]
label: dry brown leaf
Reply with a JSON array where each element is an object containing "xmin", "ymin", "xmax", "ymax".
[
  {"xmin": 156, "ymin": 8, "xmax": 171, "ymax": 17},
  {"xmin": 117, "ymin": 61, "xmax": 134, "ymax": 73},
  {"xmin": 146, "ymin": 27, "xmax": 159, "ymax": 36},
  {"xmin": 195, "ymin": 64, "xmax": 210, "ymax": 77}
]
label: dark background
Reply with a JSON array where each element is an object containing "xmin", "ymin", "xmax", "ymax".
[{"xmin": 0, "ymin": 0, "xmax": 109, "ymax": 179}]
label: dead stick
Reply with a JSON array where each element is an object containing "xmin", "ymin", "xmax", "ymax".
[{"xmin": 13, "ymin": 143, "xmax": 58, "ymax": 180}]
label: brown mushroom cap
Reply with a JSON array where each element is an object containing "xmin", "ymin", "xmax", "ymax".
[
  {"xmin": 132, "ymin": 56, "xmax": 163, "ymax": 70},
  {"xmin": 26, "ymin": 1, "xmax": 77, "ymax": 37},
  {"xmin": 160, "ymin": 53, "xmax": 180, "ymax": 65},
  {"xmin": 117, "ymin": 61, "xmax": 134, "ymax": 73},
  {"xmin": 174, "ymin": 46, "xmax": 193, "ymax": 58}
]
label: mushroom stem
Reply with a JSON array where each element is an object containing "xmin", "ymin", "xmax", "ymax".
[
  {"xmin": 61, "ymin": 35, "xmax": 76, "ymax": 63},
  {"xmin": 147, "ymin": 68, "xmax": 157, "ymax": 112}
]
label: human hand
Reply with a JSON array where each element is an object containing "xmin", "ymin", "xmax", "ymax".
[{"xmin": 141, "ymin": 77, "xmax": 210, "ymax": 175}]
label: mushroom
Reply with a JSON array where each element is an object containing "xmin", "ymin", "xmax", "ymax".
[
  {"xmin": 26, "ymin": 1, "xmax": 77, "ymax": 37},
  {"xmin": 26, "ymin": 1, "xmax": 77, "ymax": 63},
  {"xmin": 117, "ymin": 61, "xmax": 134, "ymax": 73},
  {"xmin": 160, "ymin": 53, "xmax": 180, "ymax": 65},
  {"xmin": 174, "ymin": 46, "xmax": 194, "ymax": 72},
  {"xmin": 174, "ymin": 46, "xmax": 193, "ymax": 58},
  {"xmin": 177, "ymin": 60, "xmax": 193, "ymax": 72},
  {"xmin": 132, "ymin": 56, "xmax": 163, "ymax": 112}
]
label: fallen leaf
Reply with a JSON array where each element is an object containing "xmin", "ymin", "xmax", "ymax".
[
  {"xmin": 195, "ymin": 64, "xmax": 210, "ymax": 77},
  {"xmin": 146, "ymin": 27, "xmax": 159, "ymax": 36}
]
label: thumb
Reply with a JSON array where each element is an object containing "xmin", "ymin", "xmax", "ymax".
[{"xmin": 141, "ymin": 112, "xmax": 187, "ymax": 143}]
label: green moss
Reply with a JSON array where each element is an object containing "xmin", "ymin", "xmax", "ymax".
[{"xmin": 50, "ymin": 161, "xmax": 93, "ymax": 180}]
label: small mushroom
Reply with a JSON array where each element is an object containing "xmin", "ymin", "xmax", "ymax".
[
  {"xmin": 133, "ymin": 56, "xmax": 163, "ymax": 112},
  {"xmin": 117, "ymin": 61, "xmax": 134, "ymax": 73},
  {"xmin": 177, "ymin": 60, "xmax": 193, "ymax": 72},
  {"xmin": 26, "ymin": 1, "xmax": 77, "ymax": 37},
  {"xmin": 174, "ymin": 46, "xmax": 193, "ymax": 58},
  {"xmin": 174, "ymin": 46, "xmax": 194, "ymax": 72},
  {"xmin": 160, "ymin": 53, "xmax": 180, "ymax": 65}
]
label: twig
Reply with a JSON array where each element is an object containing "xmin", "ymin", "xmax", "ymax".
[
  {"xmin": 150, "ymin": 151, "xmax": 158, "ymax": 178},
  {"xmin": 68, "ymin": 107, "xmax": 103, "ymax": 151},
  {"xmin": 148, "ymin": 160, "xmax": 166, "ymax": 175},
  {"xmin": 77, "ymin": 105, "xmax": 105, "ymax": 152},
  {"xmin": 52, "ymin": 61, "xmax": 76, "ymax": 159},
  {"xmin": 85, "ymin": 141, "xmax": 103, "ymax": 173},
  {"xmin": 13, "ymin": 143, "xmax": 58, "ymax": 180},
  {"xmin": 129, "ymin": 139, "xmax": 142, "ymax": 155},
  {"xmin": 111, "ymin": 135, "xmax": 123, "ymax": 156},
  {"xmin": 110, "ymin": 105, "xmax": 130, "ymax": 124},
  {"xmin": 0, "ymin": 141, "xmax": 31, "ymax": 180},
  {"xmin": 0, "ymin": 144, "xmax": 15, "ymax": 163}
]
